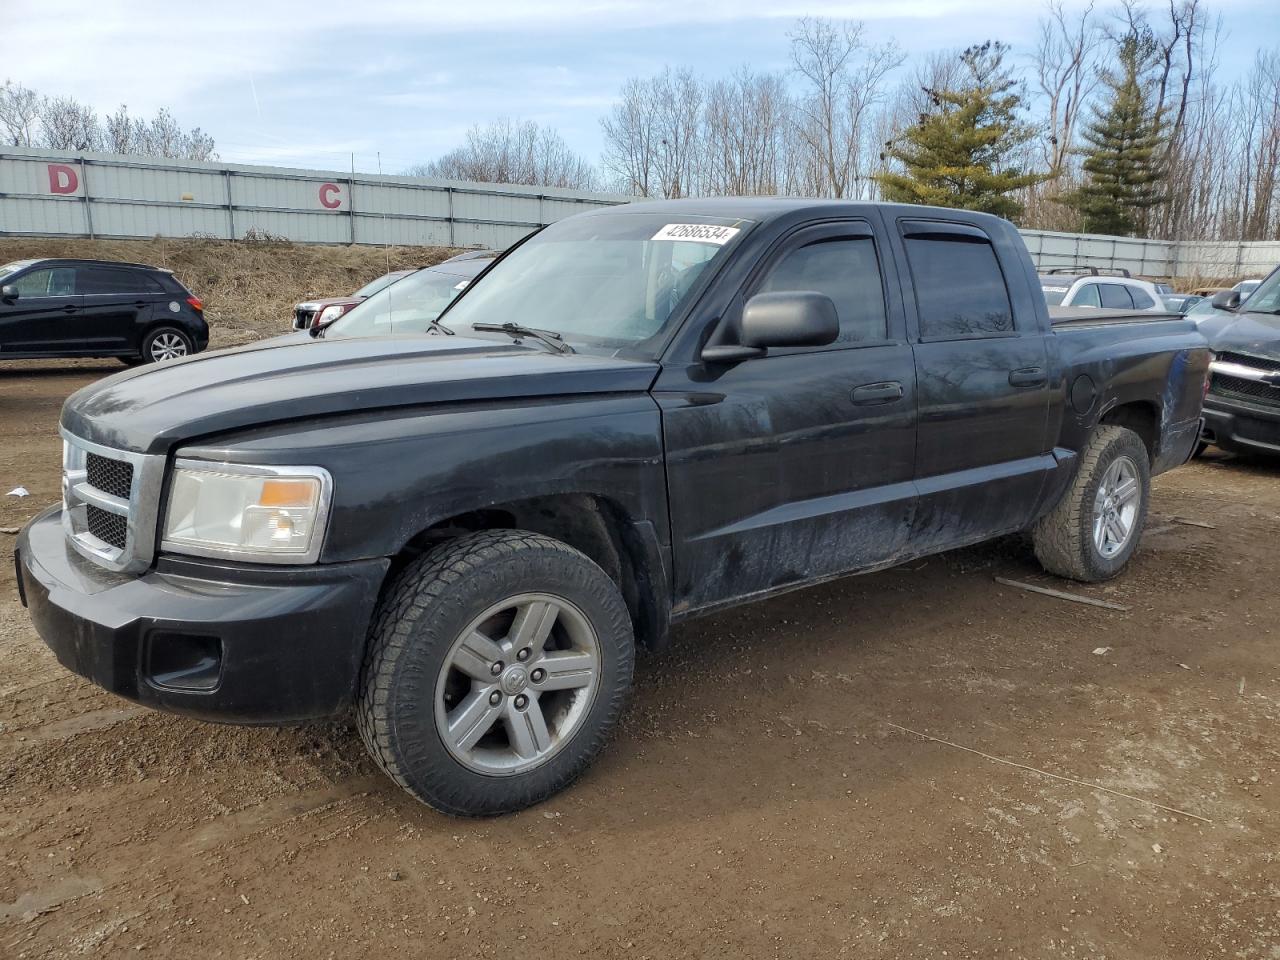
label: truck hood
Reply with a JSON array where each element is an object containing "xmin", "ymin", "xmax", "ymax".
[
  {"xmin": 62, "ymin": 335, "xmax": 660, "ymax": 454},
  {"xmin": 1206, "ymin": 308, "xmax": 1280, "ymax": 359}
]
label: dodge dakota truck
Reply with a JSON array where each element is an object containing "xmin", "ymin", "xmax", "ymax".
[{"xmin": 16, "ymin": 199, "xmax": 1209, "ymax": 816}]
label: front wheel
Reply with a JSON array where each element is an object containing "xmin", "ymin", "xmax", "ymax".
[
  {"xmin": 1033, "ymin": 425, "xmax": 1151, "ymax": 582},
  {"xmin": 357, "ymin": 530, "xmax": 635, "ymax": 816}
]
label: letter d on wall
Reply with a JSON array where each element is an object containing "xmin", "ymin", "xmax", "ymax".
[
  {"xmin": 319, "ymin": 182, "xmax": 342, "ymax": 209},
  {"xmin": 48, "ymin": 163, "xmax": 79, "ymax": 194}
]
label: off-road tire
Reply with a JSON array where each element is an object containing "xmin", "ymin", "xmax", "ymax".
[
  {"xmin": 1032, "ymin": 425, "xmax": 1151, "ymax": 582},
  {"xmin": 356, "ymin": 530, "xmax": 635, "ymax": 817}
]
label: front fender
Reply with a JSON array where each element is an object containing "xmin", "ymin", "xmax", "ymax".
[{"xmin": 178, "ymin": 395, "xmax": 670, "ymax": 563}]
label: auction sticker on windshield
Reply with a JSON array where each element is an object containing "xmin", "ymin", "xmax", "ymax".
[{"xmin": 652, "ymin": 223, "xmax": 741, "ymax": 245}]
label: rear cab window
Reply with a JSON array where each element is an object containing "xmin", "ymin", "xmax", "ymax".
[{"xmin": 899, "ymin": 221, "xmax": 1013, "ymax": 340}]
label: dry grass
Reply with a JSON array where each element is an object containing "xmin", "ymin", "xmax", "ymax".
[{"xmin": 0, "ymin": 237, "xmax": 463, "ymax": 348}]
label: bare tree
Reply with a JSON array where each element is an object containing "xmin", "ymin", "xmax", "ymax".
[
  {"xmin": 409, "ymin": 118, "xmax": 598, "ymax": 190},
  {"xmin": 38, "ymin": 95, "xmax": 103, "ymax": 151},
  {"xmin": 600, "ymin": 69, "xmax": 704, "ymax": 197},
  {"xmin": 703, "ymin": 68, "xmax": 790, "ymax": 195},
  {"xmin": 1033, "ymin": 1, "xmax": 1102, "ymax": 173},
  {"xmin": 601, "ymin": 77, "xmax": 660, "ymax": 196},
  {"xmin": 0, "ymin": 80, "xmax": 41, "ymax": 146},
  {"xmin": 788, "ymin": 17, "xmax": 903, "ymax": 199}
]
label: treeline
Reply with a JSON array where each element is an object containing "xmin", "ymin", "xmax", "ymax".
[
  {"xmin": 0, "ymin": 80, "xmax": 216, "ymax": 161},
  {"xmin": 423, "ymin": 1, "xmax": 1280, "ymax": 241}
]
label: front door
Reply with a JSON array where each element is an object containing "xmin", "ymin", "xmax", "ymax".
[
  {"xmin": 657, "ymin": 220, "xmax": 918, "ymax": 614},
  {"xmin": 0, "ymin": 265, "xmax": 83, "ymax": 355}
]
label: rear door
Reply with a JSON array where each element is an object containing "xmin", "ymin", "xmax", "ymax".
[
  {"xmin": 658, "ymin": 219, "xmax": 918, "ymax": 612},
  {"xmin": 892, "ymin": 219, "xmax": 1053, "ymax": 552},
  {"xmin": 75, "ymin": 265, "xmax": 162, "ymax": 353},
  {"xmin": 0, "ymin": 266, "xmax": 82, "ymax": 355}
]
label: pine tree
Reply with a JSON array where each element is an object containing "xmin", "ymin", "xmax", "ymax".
[
  {"xmin": 874, "ymin": 42, "xmax": 1048, "ymax": 220},
  {"xmin": 1061, "ymin": 33, "xmax": 1167, "ymax": 236}
]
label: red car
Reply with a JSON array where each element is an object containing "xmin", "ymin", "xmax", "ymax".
[{"xmin": 291, "ymin": 269, "xmax": 414, "ymax": 330}]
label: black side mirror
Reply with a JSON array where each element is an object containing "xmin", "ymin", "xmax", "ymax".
[
  {"xmin": 1210, "ymin": 289, "xmax": 1241, "ymax": 311},
  {"xmin": 702, "ymin": 291, "xmax": 840, "ymax": 363},
  {"xmin": 0, "ymin": 284, "xmax": 17, "ymax": 303}
]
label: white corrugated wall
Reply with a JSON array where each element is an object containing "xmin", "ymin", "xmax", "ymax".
[{"xmin": 0, "ymin": 146, "xmax": 1276, "ymax": 277}]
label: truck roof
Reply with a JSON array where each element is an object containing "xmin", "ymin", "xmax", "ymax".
[{"xmin": 588, "ymin": 196, "xmax": 1012, "ymax": 229}]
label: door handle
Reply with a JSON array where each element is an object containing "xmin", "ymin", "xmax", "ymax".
[
  {"xmin": 62, "ymin": 305, "xmax": 79, "ymax": 314},
  {"xmin": 1008, "ymin": 366, "xmax": 1046, "ymax": 388},
  {"xmin": 851, "ymin": 381, "xmax": 904, "ymax": 405}
]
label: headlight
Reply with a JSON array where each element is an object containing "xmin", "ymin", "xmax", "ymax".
[
  {"xmin": 161, "ymin": 461, "xmax": 332, "ymax": 563},
  {"xmin": 317, "ymin": 304, "xmax": 349, "ymax": 325}
]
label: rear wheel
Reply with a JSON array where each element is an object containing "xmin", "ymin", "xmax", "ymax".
[
  {"xmin": 1033, "ymin": 425, "xmax": 1150, "ymax": 582},
  {"xmin": 357, "ymin": 530, "xmax": 635, "ymax": 816},
  {"xmin": 141, "ymin": 326, "xmax": 193, "ymax": 363}
]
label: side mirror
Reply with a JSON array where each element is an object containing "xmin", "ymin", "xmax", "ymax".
[
  {"xmin": 702, "ymin": 291, "xmax": 839, "ymax": 363},
  {"xmin": 1210, "ymin": 289, "xmax": 1241, "ymax": 311},
  {"xmin": 0, "ymin": 284, "xmax": 17, "ymax": 303}
]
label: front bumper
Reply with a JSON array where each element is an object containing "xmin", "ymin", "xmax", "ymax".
[
  {"xmin": 15, "ymin": 506, "xmax": 389, "ymax": 724},
  {"xmin": 1202, "ymin": 395, "xmax": 1280, "ymax": 455}
]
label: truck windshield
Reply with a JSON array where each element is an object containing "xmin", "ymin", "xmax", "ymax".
[{"xmin": 438, "ymin": 212, "xmax": 750, "ymax": 352}]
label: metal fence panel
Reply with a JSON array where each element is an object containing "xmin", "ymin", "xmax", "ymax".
[{"xmin": 1, "ymin": 146, "xmax": 1277, "ymax": 278}]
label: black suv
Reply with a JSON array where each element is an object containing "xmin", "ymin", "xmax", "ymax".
[{"xmin": 0, "ymin": 258, "xmax": 209, "ymax": 364}]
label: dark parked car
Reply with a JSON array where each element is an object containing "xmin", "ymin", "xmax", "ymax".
[
  {"xmin": 0, "ymin": 258, "xmax": 208, "ymax": 363},
  {"xmin": 16, "ymin": 199, "xmax": 1208, "ymax": 817},
  {"xmin": 1200, "ymin": 266, "xmax": 1280, "ymax": 455}
]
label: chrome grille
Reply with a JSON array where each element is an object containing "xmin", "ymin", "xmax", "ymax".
[
  {"xmin": 61, "ymin": 430, "xmax": 164, "ymax": 573},
  {"xmin": 1210, "ymin": 372, "xmax": 1280, "ymax": 407},
  {"xmin": 86, "ymin": 504, "xmax": 128, "ymax": 549},
  {"xmin": 86, "ymin": 453, "xmax": 134, "ymax": 500},
  {"xmin": 1208, "ymin": 354, "xmax": 1280, "ymax": 411},
  {"xmin": 1218, "ymin": 351, "xmax": 1280, "ymax": 373}
]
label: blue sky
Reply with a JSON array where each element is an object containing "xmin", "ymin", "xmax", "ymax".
[{"xmin": 6, "ymin": 0, "xmax": 1278, "ymax": 176}]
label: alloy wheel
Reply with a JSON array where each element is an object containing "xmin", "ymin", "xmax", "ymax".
[{"xmin": 433, "ymin": 593, "xmax": 601, "ymax": 776}]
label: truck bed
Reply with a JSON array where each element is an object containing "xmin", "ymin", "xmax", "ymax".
[{"xmin": 1049, "ymin": 306, "xmax": 1183, "ymax": 326}]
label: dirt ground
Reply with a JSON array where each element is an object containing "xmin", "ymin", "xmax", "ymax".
[{"xmin": 1, "ymin": 359, "xmax": 1278, "ymax": 960}]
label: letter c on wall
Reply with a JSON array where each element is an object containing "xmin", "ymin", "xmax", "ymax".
[
  {"xmin": 48, "ymin": 164, "xmax": 79, "ymax": 194},
  {"xmin": 319, "ymin": 183, "xmax": 342, "ymax": 209}
]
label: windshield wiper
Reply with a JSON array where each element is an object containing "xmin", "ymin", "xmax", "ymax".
[{"xmin": 471, "ymin": 322, "xmax": 574, "ymax": 354}]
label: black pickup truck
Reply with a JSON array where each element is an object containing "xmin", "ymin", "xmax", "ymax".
[{"xmin": 16, "ymin": 199, "xmax": 1208, "ymax": 816}]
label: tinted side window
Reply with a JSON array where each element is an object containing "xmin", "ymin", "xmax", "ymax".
[
  {"xmin": 77, "ymin": 267, "xmax": 160, "ymax": 296},
  {"xmin": 1130, "ymin": 287, "xmax": 1156, "ymax": 309},
  {"xmin": 1100, "ymin": 284, "xmax": 1133, "ymax": 309},
  {"xmin": 757, "ymin": 237, "xmax": 887, "ymax": 343},
  {"xmin": 12, "ymin": 268, "xmax": 75, "ymax": 298},
  {"xmin": 1073, "ymin": 283, "xmax": 1101, "ymax": 307},
  {"xmin": 903, "ymin": 235, "xmax": 1013, "ymax": 339}
]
